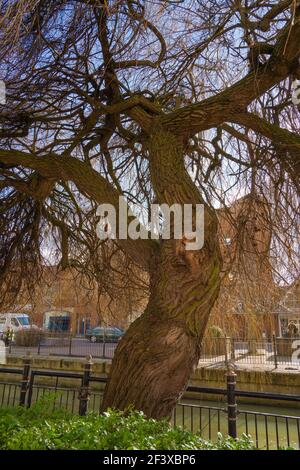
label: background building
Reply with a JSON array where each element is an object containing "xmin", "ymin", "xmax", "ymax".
[
  {"xmin": 2, "ymin": 196, "xmax": 299, "ymax": 339},
  {"xmin": 4, "ymin": 266, "xmax": 146, "ymax": 334},
  {"xmin": 208, "ymin": 195, "xmax": 287, "ymax": 339}
]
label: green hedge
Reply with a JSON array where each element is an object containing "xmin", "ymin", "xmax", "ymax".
[{"xmin": 0, "ymin": 395, "xmax": 255, "ymax": 450}]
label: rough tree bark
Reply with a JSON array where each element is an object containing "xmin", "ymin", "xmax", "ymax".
[{"xmin": 101, "ymin": 130, "xmax": 222, "ymax": 419}]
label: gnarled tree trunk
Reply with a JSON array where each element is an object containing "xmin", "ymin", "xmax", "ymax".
[{"xmin": 102, "ymin": 129, "xmax": 222, "ymax": 419}]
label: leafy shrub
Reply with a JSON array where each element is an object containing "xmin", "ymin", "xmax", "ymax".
[
  {"xmin": 0, "ymin": 397, "xmax": 256, "ymax": 450},
  {"xmin": 14, "ymin": 328, "xmax": 45, "ymax": 347},
  {"xmin": 206, "ymin": 325, "xmax": 225, "ymax": 338}
]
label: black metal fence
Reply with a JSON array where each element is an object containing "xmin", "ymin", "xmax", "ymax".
[
  {"xmin": 173, "ymin": 401, "xmax": 300, "ymax": 449},
  {"xmin": 5, "ymin": 334, "xmax": 300, "ymax": 368},
  {"xmin": 0, "ymin": 357, "xmax": 300, "ymax": 449},
  {"xmin": 199, "ymin": 335, "xmax": 300, "ymax": 368},
  {"xmin": 6, "ymin": 333, "xmax": 117, "ymax": 359}
]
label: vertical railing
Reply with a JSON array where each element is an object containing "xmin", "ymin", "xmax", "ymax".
[
  {"xmin": 79, "ymin": 355, "xmax": 93, "ymax": 416},
  {"xmin": 37, "ymin": 335, "xmax": 41, "ymax": 355},
  {"xmin": 226, "ymin": 364, "xmax": 237, "ymax": 439},
  {"xmin": 68, "ymin": 335, "xmax": 73, "ymax": 356},
  {"xmin": 224, "ymin": 336, "xmax": 229, "ymax": 366},
  {"xmin": 19, "ymin": 354, "xmax": 31, "ymax": 406},
  {"xmin": 273, "ymin": 334, "xmax": 278, "ymax": 369},
  {"xmin": 26, "ymin": 369, "xmax": 35, "ymax": 408},
  {"xmin": 230, "ymin": 337, "xmax": 235, "ymax": 361}
]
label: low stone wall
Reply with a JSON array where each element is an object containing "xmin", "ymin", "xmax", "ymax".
[
  {"xmin": 188, "ymin": 366, "xmax": 300, "ymax": 408},
  {"xmin": 1, "ymin": 355, "xmax": 300, "ymax": 408}
]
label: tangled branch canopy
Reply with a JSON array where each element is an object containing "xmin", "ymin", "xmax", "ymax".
[{"xmin": 0, "ymin": 0, "xmax": 299, "ymax": 308}]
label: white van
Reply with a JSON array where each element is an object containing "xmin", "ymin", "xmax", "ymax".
[{"xmin": 0, "ymin": 313, "xmax": 31, "ymax": 337}]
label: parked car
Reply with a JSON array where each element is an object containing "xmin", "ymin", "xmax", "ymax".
[
  {"xmin": 86, "ymin": 327, "xmax": 124, "ymax": 343},
  {"xmin": 113, "ymin": 327, "xmax": 125, "ymax": 334},
  {"xmin": 0, "ymin": 313, "xmax": 31, "ymax": 340}
]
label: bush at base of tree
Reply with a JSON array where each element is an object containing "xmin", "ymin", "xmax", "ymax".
[
  {"xmin": 14, "ymin": 328, "xmax": 45, "ymax": 347},
  {"xmin": 0, "ymin": 397, "xmax": 256, "ymax": 450}
]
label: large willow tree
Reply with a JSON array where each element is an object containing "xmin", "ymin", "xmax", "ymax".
[{"xmin": 0, "ymin": 0, "xmax": 299, "ymax": 418}]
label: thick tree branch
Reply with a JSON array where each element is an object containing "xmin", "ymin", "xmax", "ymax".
[
  {"xmin": 0, "ymin": 149, "xmax": 156, "ymax": 269},
  {"xmin": 0, "ymin": 172, "xmax": 55, "ymax": 199},
  {"xmin": 160, "ymin": 14, "xmax": 300, "ymax": 139},
  {"xmin": 245, "ymin": 0, "xmax": 293, "ymax": 32}
]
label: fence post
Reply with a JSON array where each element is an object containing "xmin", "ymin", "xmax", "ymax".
[
  {"xmin": 79, "ymin": 355, "xmax": 93, "ymax": 416},
  {"xmin": 37, "ymin": 334, "xmax": 41, "ymax": 355},
  {"xmin": 19, "ymin": 354, "xmax": 31, "ymax": 406},
  {"xmin": 226, "ymin": 363, "xmax": 237, "ymax": 439},
  {"xmin": 224, "ymin": 336, "xmax": 229, "ymax": 366},
  {"xmin": 26, "ymin": 372, "xmax": 35, "ymax": 408},
  {"xmin": 273, "ymin": 334, "xmax": 278, "ymax": 369},
  {"xmin": 68, "ymin": 335, "xmax": 73, "ymax": 356},
  {"xmin": 103, "ymin": 340, "xmax": 106, "ymax": 358},
  {"xmin": 231, "ymin": 337, "xmax": 235, "ymax": 360}
]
